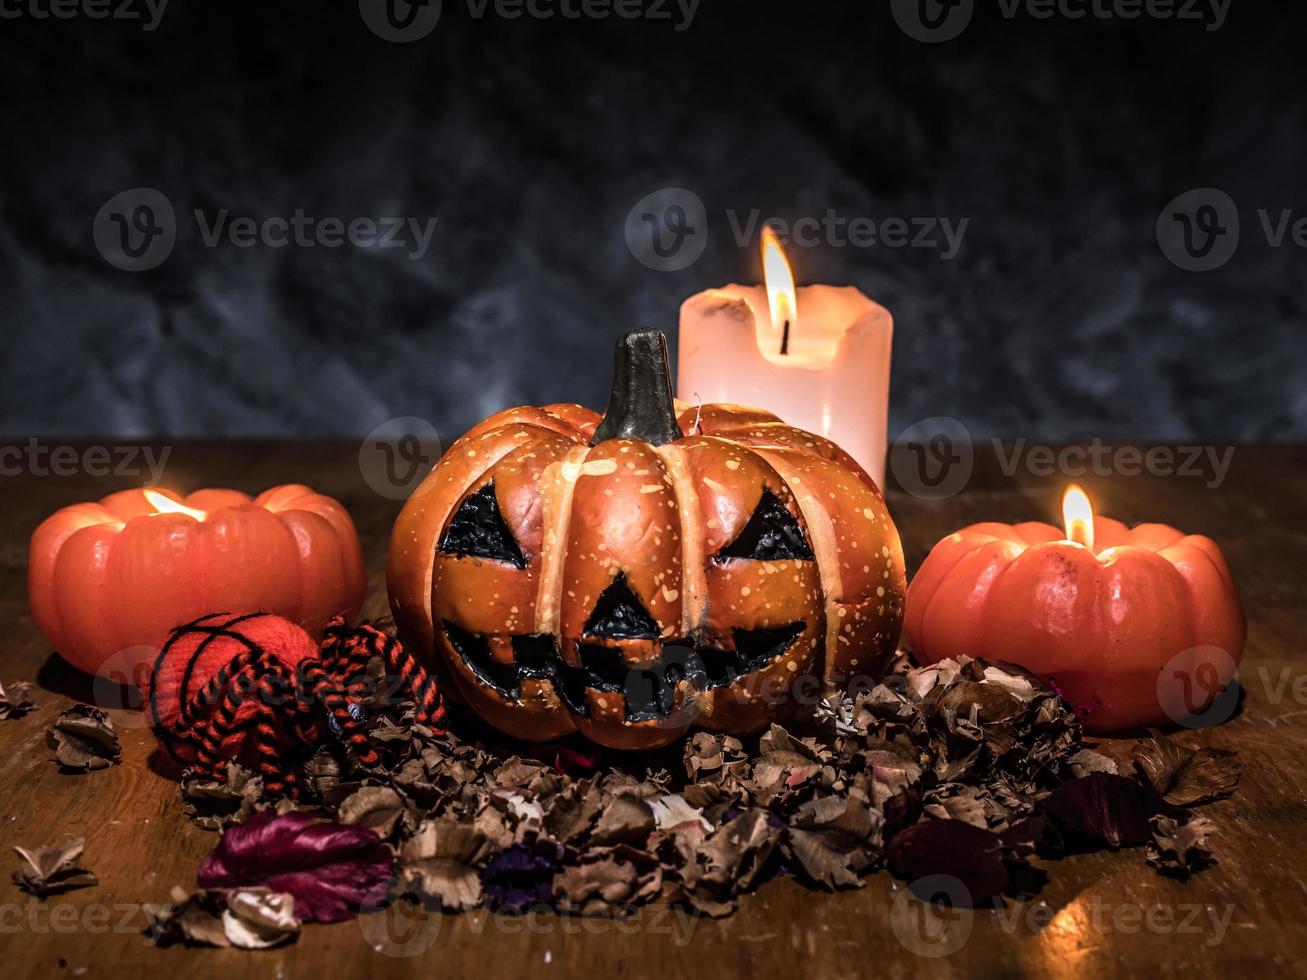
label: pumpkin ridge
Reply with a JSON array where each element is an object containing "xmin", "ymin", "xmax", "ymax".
[
  {"xmin": 652, "ymin": 443, "xmax": 710, "ymax": 642},
  {"xmin": 534, "ymin": 444, "xmax": 591, "ymax": 642},
  {"xmin": 747, "ymin": 447, "xmax": 842, "ymax": 686},
  {"xmin": 401, "ymin": 431, "xmax": 547, "ymax": 654}
]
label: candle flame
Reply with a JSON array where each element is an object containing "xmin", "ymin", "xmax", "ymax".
[
  {"xmin": 144, "ymin": 489, "xmax": 207, "ymax": 521},
  {"xmin": 761, "ymin": 227, "xmax": 797, "ymax": 355},
  {"xmin": 1062, "ymin": 484, "xmax": 1094, "ymax": 550}
]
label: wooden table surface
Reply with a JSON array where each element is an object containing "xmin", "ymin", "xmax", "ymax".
[{"xmin": 2, "ymin": 439, "xmax": 1305, "ymax": 978}]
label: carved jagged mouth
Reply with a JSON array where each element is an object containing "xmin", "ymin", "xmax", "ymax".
[{"xmin": 441, "ymin": 620, "xmax": 807, "ymax": 721}]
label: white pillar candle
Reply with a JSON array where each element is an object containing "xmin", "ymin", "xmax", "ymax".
[{"xmin": 675, "ymin": 232, "xmax": 893, "ymax": 489}]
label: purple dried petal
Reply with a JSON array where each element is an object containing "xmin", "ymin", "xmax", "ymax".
[
  {"xmin": 886, "ymin": 819, "xmax": 1009, "ymax": 907},
  {"xmin": 551, "ymin": 745, "xmax": 602, "ymax": 778},
  {"xmin": 197, "ymin": 812, "xmax": 392, "ymax": 923},
  {"xmin": 883, "ymin": 786, "xmax": 924, "ymax": 844},
  {"xmin": 1039, "ymin": 773, "xmax": 1165, "ymax": 847},
  {"xmin": 482, "ymin": 844, "xmax": 559, "ymax": 913}
]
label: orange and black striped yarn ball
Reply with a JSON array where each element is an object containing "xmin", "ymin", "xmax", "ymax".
[{"xmin": 139, "ymin": 612, "xmax": 443, "ymax": 796}]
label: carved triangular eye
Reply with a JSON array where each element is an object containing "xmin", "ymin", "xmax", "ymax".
[
  {"xmin": 438, "ymin": 482, "xmax": 526, "ymax": 568},
  {"xmin": 584, "ymin": 572, "xmax": 659, "ymax": 639},
  {"xmin": 715, "ymin": 489, "xmax": 814, "ymax": 562}
]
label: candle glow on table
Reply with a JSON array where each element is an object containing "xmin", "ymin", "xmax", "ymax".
[
  {"xmin": 903, "ymin": 484, "xmax": 1246, "ymax": 732},
  {"xmin": 677, "ymin": 229, "xmax": 894, "ymax": 488},
  {"xmin": 27, "ymin": 484, "xmax": 366, "ymax": 680}
]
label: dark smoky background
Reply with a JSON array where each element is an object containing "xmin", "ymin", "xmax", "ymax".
[{"xmin": 0, "ymin": 0, "xmax": 1304, "ymax": 445}]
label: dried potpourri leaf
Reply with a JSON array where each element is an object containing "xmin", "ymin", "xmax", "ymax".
[
  {"xmin": 683, "ymin": 732, "xmax": 747, "ymax": 784},
  {"xmin": 863, "ymin": 747, "xmax": 923, "ymax": 805},
  {"xmin": 590, "ymin": 795, "xmax": 656, "ymax": 847},
  {"xmin": 1146, "ymin": 814, "xmax": 1217, "ymax": 879},
  {"xmin": 144, "ymin": 888, "xmax": 230, "ymax": 947},
  {"xmin": 12, "ymin": 837, "xmax": 98, "ymax": 896},
  {"xmin": 304, "ymin": 749, "xmax": 362, "ymax": 806},
  {"xmin": 923, "ymin": 783, "xmax": 990, "ymax": 829},
  {"xmin": 682, "ymin": 809, "xmax": 781, "ymax": 916},
  {"xmin": 482, "ymin": 841, "xmax": 563, "ymax": 913},
  {"xmin": 221, "ymin": 888, "xmax": 301, "ymax": 949},
  {"xmin": 543, "ymin": 779, "xmax": 605, "ymax": 844},
  {"xmin": 338, "ymin": 786, "xmax": 409, "ymax": 839},
  {"xmin": 144, "ymin": 887, "xmax": 300, "ymax": 949},
  {"xmin": 397, "ymin": 819, "xmax": 492, "ymax": 911},
  {"xmin": 650, "ymin": 794, "xmax": 711, "ymax": 832},
  {"xmin": 553, "ymin": 852, "xmax": 642, "ymax": 914},
  {"xmin": 281, "ymin": 620, "xmax": 1236, "ymax": 919},
  {"xmin": 1067, "ymin": 748, "xmax": 1120, "ymax": 778},
  {"xmin": 494, "ymin": 757, "xmax": 552, "ymax": 791},
  {"xmin": 181, "ymin": 763, "xmax": 265, "ymax": 831},
  {"xmin": 785, "ymin": 796, "xmax": 881, "ymax": 890},
  {"xmin": 886, "ymin": 819, "xmax": 1011, "ymax": 906},
  {"xmin": 472, "ymin": 803, "xmax": 516, "ymax": 850},
  {"xmin": 198, "ymin": 812, "xmax": 393, "ymax": 923},
  {"xmin": 368, "ymin": 717, "xmax": 413, "ymax": 745},
  {"xmin": 0, "ymin": 680, "xmax": 35, "ymax": 719},
  {"xmin": 46, "ymin": 704, "xmax": 120, "ymax": 771},
  {"xmin": 748, "ymin": 742, "xmax": 825, "ymax": 808},
  {"xmin": 1132, "ymin": 735, "xmax": 1240, "ymax": 807}
]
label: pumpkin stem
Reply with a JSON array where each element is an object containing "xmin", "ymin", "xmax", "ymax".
[{"xmin": 591, "ymin": 329, "xmax": 683, "ymax": 446}]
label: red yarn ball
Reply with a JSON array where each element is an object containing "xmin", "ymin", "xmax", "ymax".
[{"xmin": 139, "ymin": 612, "xmax": 322, "ymax": 766}]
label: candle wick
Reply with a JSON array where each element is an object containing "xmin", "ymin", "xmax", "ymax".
[{"xmin": 779, "ymin": 319, "xmax": 790, "ymax": 356}]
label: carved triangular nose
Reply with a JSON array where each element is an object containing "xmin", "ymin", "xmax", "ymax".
[{"xmin": 583, "ymin": 573, "xmax": 659, "ymax": 639}]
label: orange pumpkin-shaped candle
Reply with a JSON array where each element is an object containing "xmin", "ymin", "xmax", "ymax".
[
  {"xmin": 904, "ymin": 485, "xmax": 1245, "ymax": 733},
  {"xmin": 28, "ymin": 485, "xmax": 365, "ymax": 679},
  {"xmin": 388, "ymin": 329, "xmax": 906, "ymax": 750}
]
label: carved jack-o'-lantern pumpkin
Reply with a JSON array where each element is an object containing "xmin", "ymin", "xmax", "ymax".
[{"xmin": 387, "ymin": 330, "xmax": 905, "ymax": 749}]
